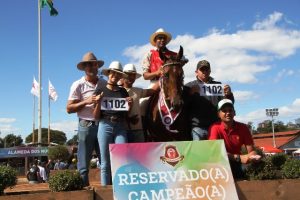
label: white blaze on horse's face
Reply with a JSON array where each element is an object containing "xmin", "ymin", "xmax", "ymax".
[
  {"xmin": 162, "ymin": 62, "xmax": 184, "ymax": 109},
  {"xmin": 163, "ymin": 64, "xmax": 183, "ymax": 78}
]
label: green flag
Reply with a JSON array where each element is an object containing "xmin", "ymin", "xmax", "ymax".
[{"xmin": 40, "ymin": 0, "xmax": 58, "ymax": 16}]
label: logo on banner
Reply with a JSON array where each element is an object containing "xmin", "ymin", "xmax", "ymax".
[{"xmin": 160, "ymin": 145, "xmax": 184, "ymax": 166}]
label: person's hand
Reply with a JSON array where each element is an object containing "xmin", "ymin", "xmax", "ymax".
[
  {"xmin": 93, "ymin": 92, "xmax": 104, "ymax": 103},
  {"xmin": 84, "ymin": 96, "xmax": 94, "ymax": 105},
  {"xmin": 240, "ymin": 154, "xmax": 251, "ymax": 164},
  {"xmin": 126, "ymin": 97, "xmax": 133, "ymax": 109},
  {"xmin": 190, "ymin": 85, "xmax": 200, "ymax": 95},
  {"xmin": 223, "ymin": 84, "xmax": 232, "ymax": 97},
  {"xmin": 249, "ymin": 155, "xmax": 262, "ymax": 163},
  {"xmin": 155, "ymin": 67, "xmax": 163, "ymax": 77}
]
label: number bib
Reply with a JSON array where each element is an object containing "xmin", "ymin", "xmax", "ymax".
[
  {"xmin": 199, "ymin": 83, "xmax": 224, "ymax": 96},
  {"xmin": 101, "ymin": 97, "xmax": 129, "ymax": 111}
]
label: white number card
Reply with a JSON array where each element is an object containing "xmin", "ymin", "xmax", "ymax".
[
  {"xmin": 199, "ymin": 84, "xmax": 224, "ymax": 96},
  {"xmin": 101, "ymin": 97, "xmax": 129, "ymax": 111}
]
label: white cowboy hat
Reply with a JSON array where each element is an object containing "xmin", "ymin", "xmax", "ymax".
[
  {"xmin": 77, "ymin": 52, "xmax": 104, "ymax": 71},
  {"xmin": 149, "ymin": 28, "xmax": 172, "ymax": 47},
  {"xmin": 101, "ymin": 61, "xmax": 128, "ymax": 78},
  {"xmin": 123, "ymin": 64, "xmax": 142, "ymax": 79}
]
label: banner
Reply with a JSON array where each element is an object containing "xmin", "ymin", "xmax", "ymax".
[
  {"xmin": 0, "ymin": 147, "xmax": 48, "ymax": 158},
  {"xmin": 110, "ymin": 140, "xmax": 238, "ymax": 200}
]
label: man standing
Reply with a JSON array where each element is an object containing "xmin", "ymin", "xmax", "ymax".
[
  {"xmin": 208, "ymin": 99, "xmax": 261, "ymax": 179},
  {"xmin": 185, "ymin": 60, "xmax": 234, "ymax": 140},
  {"xmin": 66, "ymin": 51, "xmax": 105, "ymax": 187},
  {"xmin": 122, "ymin": 64, "xmax": 159, "ymax": 143}
]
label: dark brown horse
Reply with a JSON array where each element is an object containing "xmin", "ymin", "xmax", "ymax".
[{"xmin": 145, "ymin": 46, "xmax": 191, "ymax": 142}]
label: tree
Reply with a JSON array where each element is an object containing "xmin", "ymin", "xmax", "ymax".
[
  {"xmin": 256, "ymin": 120, "xmax": 290, "ymax": 133},
  {"xmin": 274, "ymin": 121, "xmax": 288, "ymax": 132},
  {"xmin": 48, "ymin": 145, "xmax": 70, "ymax": 161},
  {"xmin": 2, "ymin": 134, "xmax": 23, "ymax": 147},
  {"xmin": 67, "ymin": 135, "xmax": 78, "ymax": 146},
  {"xmin": 257, "ymin": 121, "xmax": 272, "ymax": 133},
  {"xmin": 25, "ymin": 128, "xmax": 67, "ymax": 145},
  {"xmin": 0, "ymin": 138, "xmax": 4, "ymax": 148},
  {"xmin": 247, "ymin": 122, "xmax": 255, "ymax": 134}
]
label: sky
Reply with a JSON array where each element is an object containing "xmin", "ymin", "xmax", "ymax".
[{"xmin": 0, "ymin": 0, "xmax": 300, "ymax": 141}]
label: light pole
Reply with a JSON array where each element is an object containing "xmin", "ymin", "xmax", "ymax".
[{"xmin": 266, "ymin": 108, "xmax": 279, "ymax": 147}]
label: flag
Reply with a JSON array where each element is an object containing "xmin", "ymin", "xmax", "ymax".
[
  {"xmin": 49, "ymin": 80, "xmax": 58, "ymax": 101},
  {"xmin": 40, "ymin": 0, "xmax": 58, "ymax": 16},
  {"xmin": 31, "ymin": 77, "xmax": 40, "ymax": 97}
]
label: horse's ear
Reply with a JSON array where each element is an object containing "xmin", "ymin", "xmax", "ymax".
[
  {"xmin": 176, "ymin": 46, "xmax": 183, "ymax": 61},
  {"xmin": 159, "ymin": 49, "xmax": 167, "ymax": 63}
]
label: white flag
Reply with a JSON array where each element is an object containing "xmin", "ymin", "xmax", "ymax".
[
  {"xmin": 30, "ymin": 77, "xmax": 39, "ymax": 97},
  {"xmin": 49, "ymin": 80, "xmax": 58, "ymax": 101}
]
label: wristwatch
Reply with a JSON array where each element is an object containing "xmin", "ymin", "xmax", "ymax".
[{"xmin": 235, "ymin": 154, "xmax": 241, "ymax": 163}]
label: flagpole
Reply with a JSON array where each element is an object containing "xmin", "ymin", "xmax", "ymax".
[
  {"xmin": 38, "ymin": 0, "xmax": 42, "ymax": 147},
  {"xmin": 48, "ymin": 92, "xmax": 50, "ymax": 145},
  {"xmin": 32, "ymin": 95, "xmax": 35, "ymax": 144}
]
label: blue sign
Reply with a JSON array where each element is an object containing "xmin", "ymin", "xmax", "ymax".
[{"xmin": 0, "ymin": 147, "xmax": 48, "ymax": 158}]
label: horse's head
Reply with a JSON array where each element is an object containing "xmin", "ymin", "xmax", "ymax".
[{"xmin": 159, "ymin": 46, "xmax": 187, "ymax": 109}]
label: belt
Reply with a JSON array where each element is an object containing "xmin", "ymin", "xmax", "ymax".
[
  {"xmin": 150, "ymin": 78, "xmax": 159, "ymax": 83},
  {"xmin": 79, "ymin": 119, "xmax": 99, "ymax": 126},
  {"xmin": 102, "ymin": 115, "xmax": 124, "ymax": 123}
]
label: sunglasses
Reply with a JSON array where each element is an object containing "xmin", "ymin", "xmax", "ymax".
[
  {"xmin": 156, "ymin": 36, "xmax": 166, "ymax": 40},
  {"xmin": 220, "ymin": 108, "xmax": 234, "ymax": 113},
  {"xmin": 199, "ymin": 66, "xmax": 210, "ymax": 71},
  {"xmin": 83, "ymin": 62, "xmax": 98, "ymax": 68}
]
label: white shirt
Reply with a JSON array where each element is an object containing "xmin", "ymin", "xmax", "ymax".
[
  {"xmin": 68, "ymin": 76, "xmax": 106, "ymax": 120},
  {"xmin": 37, "ymin": 166, "xmax": 47, "ymax": 181},
  {"xmin": 126, "ymin": 87, "xmax": 148, "ymax": 130}
]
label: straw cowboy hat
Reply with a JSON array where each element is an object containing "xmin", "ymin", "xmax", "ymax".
[
  {"xmin": 77, "ymin": 52, "xmax": 104, "ymax": 71},
  {"xmin": 150, "ymin": 28, "xmax": 172, "ymax": 46},
  {"xmin": 101, "ymin": 61, "xmax": 128, "ymax": 78},
  {"xmin": 123, "ymin": 64, "xmax": 142, "ymax": 79}
]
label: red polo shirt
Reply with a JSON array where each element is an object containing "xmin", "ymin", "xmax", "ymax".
[{"xmin": 208, "ymin": 121, "xmax": 254, "ymax": 154}]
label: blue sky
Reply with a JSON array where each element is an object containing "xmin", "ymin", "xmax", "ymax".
[{"xmin": 0, "ymin": 0, "xmax": 300, "ymax": 141}]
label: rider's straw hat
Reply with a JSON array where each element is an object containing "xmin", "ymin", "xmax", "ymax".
[{"xmin": 150, "ymin": 28, "xmax": 172, "ymax": 46}]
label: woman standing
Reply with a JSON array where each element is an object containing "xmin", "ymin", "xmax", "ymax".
[{"xmin": 93, "ymin": 61, "xmax": 132, "ymax": 185}]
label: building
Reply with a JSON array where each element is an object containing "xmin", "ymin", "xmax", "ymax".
[
  {"xmin": 253, "ymin": 130, "xmax": 300, "ymax": 155},
  {"xmin": 257, "ymin": 120, "xmax": 271, "ymax": 129}
]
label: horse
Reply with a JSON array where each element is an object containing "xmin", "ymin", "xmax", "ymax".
[{"xmin": 145, "ymin": 46, "xmax": 191, "ymax": 142}]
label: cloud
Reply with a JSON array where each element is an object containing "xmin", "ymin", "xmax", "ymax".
[
  {"xmin": 0, "ymin": 118, "xmax": 18, "ymax": 136},
  {"xmin": 233, "ymin": 90, "xmax": 259, "ymax": 102},
  {"xmin": 273, "ymin": 68, "xmax": 295, "ymax": 82},
  {"xmin": 0, "ymin": 125, "xmax": 19, "ymax": 136},
  {"xmin": 0, "ymin": 118, "xmax": 16, "ymax": 123},
  {"xmin": 253, "ymin": 11, "xmax": 283, "ymax": 29},
  {"xmin": 51, "ymin": 120, "xmax": 78, "ymax": 140},
  {"xmin": 280, "ymin": 98, "xmax": 300, "ymax": 118},
  {"xmin": 235, "ymin": 98, "xmax": 300, "ymax": 124},
  {"xmin": 123, "ymin": 12, "xmax": 300, "ymax": 87}
]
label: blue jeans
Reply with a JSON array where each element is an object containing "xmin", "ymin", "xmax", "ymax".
[
  {"xmin": 98, "ymin": 119, "xmax": 127, "ymax": 185},
  {"xmin": 77, "ymin": 119, "xmax": 100, "ymax": 186},
  {"xmin": 191, "ymin": 126, "xmax": 208, "ymax": 140}
]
